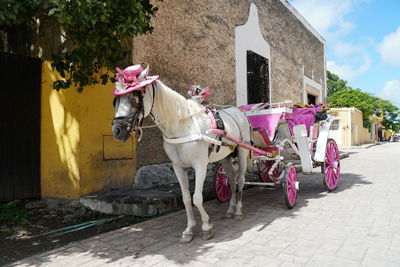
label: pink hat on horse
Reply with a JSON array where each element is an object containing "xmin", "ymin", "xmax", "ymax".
[{"xmin": 113, "ymin": 64, "xmax": 159, "ymax": 95}]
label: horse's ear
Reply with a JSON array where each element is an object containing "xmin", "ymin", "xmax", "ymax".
[{"xmin": 138, "ymin": 66, "xmax": 149, "ymax": 81}]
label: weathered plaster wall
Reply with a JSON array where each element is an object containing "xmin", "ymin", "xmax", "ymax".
[
  {"xmin": 41, "ymin": 61, "xmax": 136, "ymax": 199},
  {"xmin": 352, "ymin": 109, "xmax": 372, "ymax": 146},
  {"xmin": 329, "ymin": 109, "xmax": 349, "ymax": 147},
  {"xmin": 133, "ymin": 0, "xmax": 325, "ymax": 165}
]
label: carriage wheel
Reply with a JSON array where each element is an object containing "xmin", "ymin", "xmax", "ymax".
[
  {"xmin": 283, "ymin": 163, "xmax": 298, "ymax": 209},
  {"xmin": 215, "ymin": 165, "xmax": 232, "ymax": 203},
  {"xmin": 323, "ymin": 139, "xmax": 340, "ymax": 191},
  {"xmin": 258, "ymin": 161, "xmax": 281, "ymax": 182}
]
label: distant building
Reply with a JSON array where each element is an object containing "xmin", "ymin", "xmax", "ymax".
[{"xmin": 328, "ymin": 108, "xmax": 378, "ymax": 147}]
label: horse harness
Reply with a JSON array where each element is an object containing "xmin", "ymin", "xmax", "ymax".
[
  {"xmin": 161, "ymin": 105, "xmax": 242, "ymax": 160},
  {"xmin": 113, "ymin": 85, "xmax": 241, "ymax": 153},
  {"xmin": 206, "ymin": 107, "xmax": 225, "ymax": 153},
  {"xmin": 112, "ymin": 84, "xmax": 156, "ymax": 136}
]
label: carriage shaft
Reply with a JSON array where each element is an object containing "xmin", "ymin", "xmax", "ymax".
[{"xmin": 207, "ymin": 129, "xmax": 280, "ymax": 156}]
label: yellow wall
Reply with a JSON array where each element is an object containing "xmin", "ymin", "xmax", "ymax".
[
  {"xmin": 353, "ymin": 109, "xmax": 371, "ymax": 145},
  {"xmin": 329, "ymin": 109, "xmax": 350, "ymax": 147},
  {"xmin": 41, "ymin": 61, "xmax": 137, "ymax": 199},
  {"xmin": 329, "ymin": 108, "xmax": 373, "ymax": 147}
]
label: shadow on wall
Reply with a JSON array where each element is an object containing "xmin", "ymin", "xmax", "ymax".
[{"xmin": 41, "ymin": 62, "xmax": 137, "ymax": 200}]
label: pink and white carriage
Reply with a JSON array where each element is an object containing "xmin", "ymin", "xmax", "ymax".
[
  {"xmin": 214, "ymin": 101, "xmax": 340, "ymax": 208},
  {"xmin": 112, "ymin": 65, "xmax": 340, "ymax": 242}
]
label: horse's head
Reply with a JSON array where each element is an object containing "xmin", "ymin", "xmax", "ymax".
[{"xmin": 112, "ymin": 65, "xmax": 158, "ymax": 142}]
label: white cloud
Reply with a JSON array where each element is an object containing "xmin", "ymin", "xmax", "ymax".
[
  {"xmin": 378, "ymin": 26, "xmax": 400, "ymax": 66},
  {"xmin": 381, "ymin": 80, "xmax": 400, "ymax": 107},
  {"xmin": 327, "ymin": 56, "xmax": 371, "ymax": 80},
  {"xmin": 290, "ymin": 0, "xmax": 359, "ymax": 42},
  {"xmin": 333, "ymin": 42, "xmax": 362, "ymax": 58}
]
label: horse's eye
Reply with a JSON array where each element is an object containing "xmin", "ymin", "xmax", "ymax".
[{"xmin": 113, "ymin": 97, "xmax": 117, "ymax": 108}]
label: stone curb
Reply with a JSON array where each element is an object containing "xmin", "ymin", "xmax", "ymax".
[
  {"xmin": 80, "ymin": 176, "xmax": 217, "ymax": 217},
  {"xmin": 343, "ymin": 142, "xmax": 381, "ymax": 149}
]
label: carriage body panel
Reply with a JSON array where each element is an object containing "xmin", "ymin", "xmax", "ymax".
[
  {"xmin": 240, "ymin": 105, "xmax": 330, "ymax": 165},
  {"xmin": 215, "ymin": 103, "xmax": 340, "ymax": 207}
]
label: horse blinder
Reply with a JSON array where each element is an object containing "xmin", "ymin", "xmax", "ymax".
[{"xmin": 112, "ymin": 93, "xmax": 144, "ymax": 136}]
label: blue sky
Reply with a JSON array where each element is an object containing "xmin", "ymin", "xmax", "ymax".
[{"xmin": 289, "ymin": 0, "xmax": 400, "ymax": 107}]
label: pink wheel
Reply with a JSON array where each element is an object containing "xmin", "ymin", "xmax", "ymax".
[
  {"xmin": 323, "ymin": 139, "xmax": 340, "ymax": 191},
  {"xmin": 215, "ymin": 165, "xmax": 231, "ymax": 203},
  {"xmin": 258, "ymin": 161, "xmax": 281, "ymax": 182},
  {"xmin": 283, "ymin": 164, "xmax": 298, "ymax": 209}
]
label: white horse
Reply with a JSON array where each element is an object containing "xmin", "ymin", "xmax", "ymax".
[{"xmin": 112, "ymin": 65, "xmax": 251, "ymax": 242}]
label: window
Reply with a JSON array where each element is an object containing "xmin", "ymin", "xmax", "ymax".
[
  {"xmin": 330, "ymin": 120, "xmax": 340, "ymax": 131},
  {"xmin": 247, "ymin": 50, "xmax": 270, "ymax": 104},
  {"xmin": 307, "ymin": 94, "xmax": 316, "ymax": 105}
]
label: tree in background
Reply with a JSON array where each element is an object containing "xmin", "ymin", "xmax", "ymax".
[
  {"xmin": 327, "ymin": 71, "xmax": 348, "ymax": 95},
  {"xmin": 327, "ymin": 71, "xmax": 400, "ymax": 132},
  {"xmin": 0, "ymin": 0, "xmax": 161, "ymax": 92},
  {"xmin": 375, "ymin": 98, "xmax": 400, "ymax": 132}
]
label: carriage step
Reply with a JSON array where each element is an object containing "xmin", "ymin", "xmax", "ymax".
[{"xmin": 245, "ymin": 181, "xmax": 277, "ymax": 186}]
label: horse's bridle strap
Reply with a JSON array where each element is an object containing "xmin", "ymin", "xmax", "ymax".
[
  {"xmin": 112, "ymin": 112, "xmax": 137, "ymax": 132},
  {"xmin": 163, "ymin": 134, "xmax": 222, "ymax": 145}
]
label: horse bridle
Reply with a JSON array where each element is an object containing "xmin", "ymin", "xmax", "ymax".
[{"xmin": 112, "ymin": 84, "xmax": 156, "ymax": 138}]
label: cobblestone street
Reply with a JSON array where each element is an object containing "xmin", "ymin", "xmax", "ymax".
[{"xmin": 14, "ymin": 142, "xmax": 400, "ymax": 266}]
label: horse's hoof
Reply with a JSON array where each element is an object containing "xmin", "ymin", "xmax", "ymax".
[
  {"xmin": 234, "ymin": 214, "xmax": 243, "ymax": 221},
  {"xmin": 179, "ymin": 233, "xmax": 193, "ymax": 243},
  {"xmin": 225, "ymin": 212, "xmax": 234, "ymax": 219},
  {"xmin": 203, "ymin": 227, "xmax": 214, "ymax": 240}
]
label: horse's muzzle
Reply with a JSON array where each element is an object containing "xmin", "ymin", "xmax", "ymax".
[
  {"xmin": 112, "ymin": 111, "xmax": 141, "ymax": 142},
  {"xmin": 112, "ymin": 124, "xmax": 130, "ymax": 142}
]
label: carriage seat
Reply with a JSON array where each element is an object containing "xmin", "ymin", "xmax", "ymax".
[{"xmin": 287, "ymin": 108, "xmax": 317, "ymax": 137}]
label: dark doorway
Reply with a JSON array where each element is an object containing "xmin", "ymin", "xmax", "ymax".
[
  {"xmin": 247, "ymin": 50, "xmax": 270, "ymax": 104},
  {"xmin": 0, "ymin": 52, "xmax": 41, "ymax": 202},
  {"xmin": 307, "ymin": 94, "xmax": 316, "ymax": 105}
]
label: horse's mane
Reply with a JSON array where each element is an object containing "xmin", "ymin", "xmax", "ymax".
[{"xmin": 153, "ymin": 80, "xmax": 204, "ymax": 133}]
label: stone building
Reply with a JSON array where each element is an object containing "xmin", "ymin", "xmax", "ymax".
[{"xmin": 133, "ymin": 0, "xmax": 327, "ymax": 166}]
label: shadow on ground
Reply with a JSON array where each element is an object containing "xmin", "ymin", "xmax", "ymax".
[
  {"xmin": 20, "ymin": 168, "xmax": 372, "ymax": 266},
  {"xmin": 342, "ymin": 151, "xmax": 358, "ymax": 156}
]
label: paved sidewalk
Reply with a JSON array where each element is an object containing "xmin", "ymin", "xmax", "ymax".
[{"xmin": 14, "ymin": 143, "xmax": 400, "ymax": 266}]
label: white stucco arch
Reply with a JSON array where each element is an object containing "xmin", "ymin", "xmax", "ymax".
[{"xmin": 235, "ymin": 3, "xmax": 271, "ymax": 106}]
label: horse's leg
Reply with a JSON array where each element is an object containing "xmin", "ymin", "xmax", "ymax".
[
  {"xmin": 221, "ymin": 157, "xmax": 237, "ymax": 218},
  {"xmin": 172, "ymin": 163, "xmax": 196, "ymax": 243},
  {"xmin": 235, "ymin": 147, "xmax": 248, "ymax": 220},
  {"xmin": 192, "ymin": 163, "xmax": 214, "ymax": 240}
]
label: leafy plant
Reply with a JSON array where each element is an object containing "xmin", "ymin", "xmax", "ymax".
[
  {"xmin": 0, "ymin": 201, "xmax": 29, "ymax": 225},
  {"xmin": 0, "ymin": 228, "xmax": 14, "ymax": 238},
  {"xmin": 0, "ymin": 0, "xmax": 162, "ymax": 92}
]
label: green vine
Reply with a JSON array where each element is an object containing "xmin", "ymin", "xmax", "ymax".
[{"xmin": 0, "ymin": 0, "xmax": 161, "ymax": 92}]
